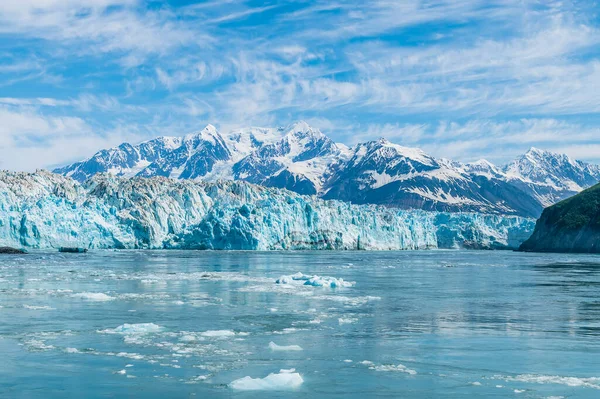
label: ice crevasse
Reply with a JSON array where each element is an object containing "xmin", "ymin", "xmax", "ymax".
[{"xmin": 0, "ymin": 171, "xmax": 535, "ymax": 250}]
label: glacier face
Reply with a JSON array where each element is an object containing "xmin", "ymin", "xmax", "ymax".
[
  {"xmin": 53, "ymin": 122, "xmax": 600, "ymax": 218},
  {"xmin": 0, "ymin": 171, "xmax": 535, "ymax": 250}
]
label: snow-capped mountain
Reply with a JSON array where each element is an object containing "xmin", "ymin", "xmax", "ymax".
[
  {"xmin": 502, "ymin": 147, "xmax": 600, "ymax": 207},
  {"xmin": 53, "ymin": 122, "xmax": 600, "ymax": 218},
  {"xmin": 0, "ymin": 170, "xmax": 535, "ymax": 250}
]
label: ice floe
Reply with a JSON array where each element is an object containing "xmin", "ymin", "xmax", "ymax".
[
  {"xmin": 72, "ymin": 292, "xmax": 115, "ymax": 301},
  {"xmin": 276, "ymin": 272, "xmax": 354, "ymax": 288},
  {"xmin": 361, "ymin": 361, "xmax": 417, "ymax": 375},
  {"xmin": 100, "ymin": 323, "xmax": 164, "ymax": 335},
  {"xmin": 23, "ymin": 305, "xmax": 55, "ymax": 310},
  {"xmin": 499, "ymin": 374, "xmax": 600, "ymax": 389},
  {"xmin": 268, "ymin": 342, "xmax": 303, "ymax": 351},
  {"xmin": 230, "ymin": 369, "xmax": 303, "ymax": 390}
]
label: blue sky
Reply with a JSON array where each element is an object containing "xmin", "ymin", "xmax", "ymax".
[{"xmin": 1, "ymin": 0, "xmax": 600, "ymax": 171}]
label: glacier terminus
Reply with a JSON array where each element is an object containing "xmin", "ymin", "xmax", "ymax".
[{"xmin": 0, "ymin": 171, "xmax": 534, "ymax": 250}]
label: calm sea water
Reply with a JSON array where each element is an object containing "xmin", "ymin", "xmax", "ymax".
[{"xmin": 1, "ymin": 250, "xmax": 599, "ymax": 398}]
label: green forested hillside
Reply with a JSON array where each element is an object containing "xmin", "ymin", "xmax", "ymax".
[{"xmin": 520, "ymin": 183, "xmax": 600, "ymax": 253}]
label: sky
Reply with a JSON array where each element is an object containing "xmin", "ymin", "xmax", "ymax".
[{"xmin": 1, "ymin": 0, "xmax": 600, "ymax": 171}]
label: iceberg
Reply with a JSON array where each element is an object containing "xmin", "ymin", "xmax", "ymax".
[
  {"xmin": 101, "ymin": 323, "xmax": 164, "ymax": 335},
  {"xmin": 0, "ymin": 171, "xmax": 535, "ymax": 250},
  {"xmin": 72, "ymin": 292, "xmax": 115, "ymax": 302},
  {"xmin": 230, "ymin": 369, "xmax": 304, "ymax": 390},
  {"xmin": 268, "ymin": 342, "xmax": 303, "ymax": 351},
  {"xmin": 276, "ymin": 273, "xmax": 354, "ymax": 288}
]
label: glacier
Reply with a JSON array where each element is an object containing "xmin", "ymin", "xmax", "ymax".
[{"xmin": 0, "ymin": 171, "xmax": 535, "ymax": 250}]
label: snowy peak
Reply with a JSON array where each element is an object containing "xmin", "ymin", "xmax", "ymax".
[
  {"xmin": 223, "ymin": 127, "xmax": 282, "ymax": 159},
  {"xmin": 281, "ymin": 123, "xmax": 340, "ymax": 162},
  {"xmin": 183, "ymin": 124, "xmax": 221, "ymax": 145},
  {"xmin": 53, "ymin": 123, "xmax": 600, "ymax": 218},
  {"xmin": 503, "ymin": 147, "xmax": 600, "ymax": 190},
  {"xmin": 348, "ymin": 138, "xmax": 437, "ymax": 171},
  {"xmin": 465, "ymin": 159, "xmax": 503, "ymax": 178}
]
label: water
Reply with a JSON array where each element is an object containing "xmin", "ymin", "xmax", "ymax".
[{"xmin": 1, "ymin": 250, "xmax": 600, "ymax": 398}]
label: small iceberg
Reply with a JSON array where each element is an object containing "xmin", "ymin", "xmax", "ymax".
[
  {"xmin": 268, "ymin": 342, "xmax": 303, "ymax": 351},
  {"xmin": 200, "ymin": 330, "xmax": 236, "ymax": 338},
  {"xmin": 361, "ymin": 361, "xmax": 417, "ymax": 375},
  {"xmin": 102, "ymin": 323, "xmax": 163, "ymax": 335},
  {"xmin": 72, "ymin": 292, "xmax": 114, "ymax": 301},
  {"xmin": 230, "ymin": 369, "xmax": 303, "ymax": 390},
  {"xmin": 276, "ymin": 272, "xmax": 354, "ymax": 288},
  {"xmin": 275, "ymin": 272, "xmax": 310, "ymax": 284}
]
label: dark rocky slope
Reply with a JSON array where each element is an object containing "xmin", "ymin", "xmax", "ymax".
[{"xmin": 520, "ymin": 183, "xmax": 600, "ymax": 253}]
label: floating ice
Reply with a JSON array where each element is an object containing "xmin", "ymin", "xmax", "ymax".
[
  {"xmin": 361, "ymin": 361, "xmax": 416, "ymax": 375},
  {"xmin": 268, "ymin": 342, "xmax": 303, "ymax": 351},
  {"xmin": 304, "ymin": 276, "xmax": 354, "ymax": 288},
  {"xmin": 276, "ymin": 273, "xmax": 354, "ymax": 288},
  {"xmin": 101, "ymin": 323, "xmax": 163, "ymax": 335},
  {"xmin": 275, "ymin": 272, "xmax": 310, "ymax": 284},
  {"xmin": 72, "ymin": 292, "xmax": 115, "ymax": 301},
  {"xmin": 24, "ymin": 339, "xmax": 55, "ymax": 351},
  {"xmin": 501, "ymin": 374, "xmax": 600, "ymax": 389},
  {"xmin": 230, "ymin": 369, "xmax": 304, "ymax": 390},
  {"xmin": 23, "ymin": 305, "xmax": 55, "ymax": 310},
  {"xmin": 200, "ymin": 330, "xmax": 236, "ymax": 338}
]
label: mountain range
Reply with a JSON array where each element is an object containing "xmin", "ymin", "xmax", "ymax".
[{"xmin": 54, "ymin": 121, "xmax": 600, "ymax": 218}]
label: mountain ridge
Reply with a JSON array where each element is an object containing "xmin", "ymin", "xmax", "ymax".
[{"xmin": 53, "ymin": 121, "xmax": 600, "ymax": 218}]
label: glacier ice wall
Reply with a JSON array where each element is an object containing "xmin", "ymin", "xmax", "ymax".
[{"xmin": 0, "ymin": 171, "xmax": 535, "ymax": 250}]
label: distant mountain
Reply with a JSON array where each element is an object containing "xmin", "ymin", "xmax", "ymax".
[
  {"xmin": 54, "ymin": 122, "xmax": 600, "ymax": 218},
  {"xmin": 503, "ymin": 147, "xmax": 600, "ymax": 207},
  {"xmin": 520, "ymin": 182, "xmax": 600, "ymax": 253}
]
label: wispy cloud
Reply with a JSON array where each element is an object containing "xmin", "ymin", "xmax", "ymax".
[{"xmin": 1, "ymin": 0, "xmax": 600, "ymax": 169}]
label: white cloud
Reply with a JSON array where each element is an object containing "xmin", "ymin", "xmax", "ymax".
[
  {"xmin": 1, "ymin": 0, "xmax": 600, "ymax": 170},
  {"xmin": 0, "ymin": 1, "xmax": 203, "ymax": 64}
]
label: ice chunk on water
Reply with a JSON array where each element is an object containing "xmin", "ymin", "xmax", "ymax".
[
  {"xmin": 361, "ymin": 361, "xmax": 417, "ymax": 375},
  {"xmin": 501, "ymin": 374, "xmax": 600, "ymax": 389},
  {"xmin": 304, "ymin": 276, "xmax": 354, "ymax": 288},
  {"xmin": 276, "ymin": 273, "xmax": 354, "ymax": 288},
  {"xmin": 102, "ymin": 323, "xmax": 163, "ymax": 335},
  {"xmin": 268, "ymin": 342, "xmax": 303, "ymax": 351},
  {"xmin": 72, "ymin": 292, "xmax": 114, "ymax": 301},
  {"xmin": 230, "ymin": 369, "xmax": 304, "ymax": 390},
  {"xmin": 372, "ymin": 364, "xmax": 417, "ymax": 375},
  {"xmin": 275, "ymin": 272, "xmax": 309, "ymax": 284},
  {"xmin": 23, "ymin": 305, "xmax": 55, "ymax": 310},
  {"xmin": 200, "ymin": 330, "xmax": 236, "ymax": 338}
]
